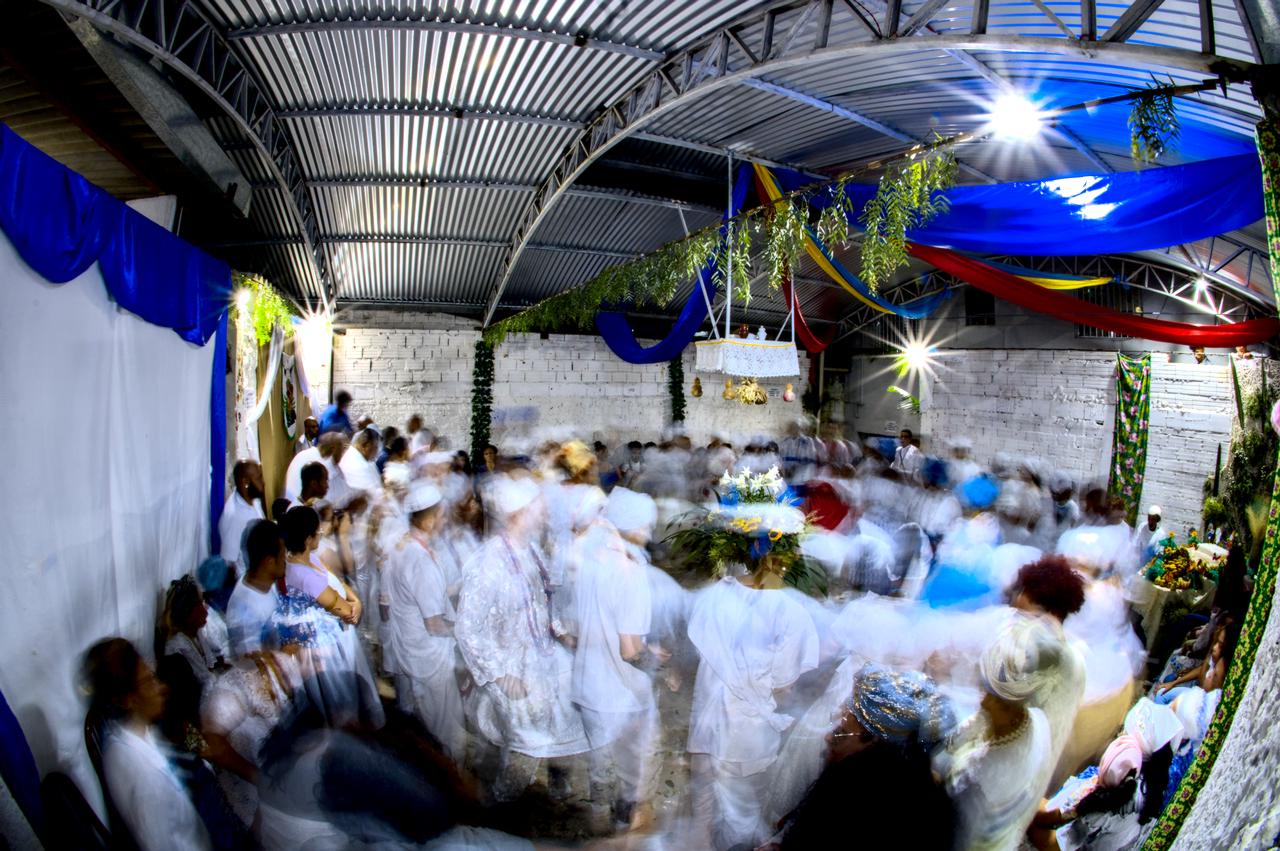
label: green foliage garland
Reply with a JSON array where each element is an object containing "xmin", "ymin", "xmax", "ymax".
[
  {"xmin": 859, "ymin": 147, "xmax": 958, "ymax": 292},
  {"xmin": 469, "ymin": 339, "xmax": 495, "ymax": 467},
  {"xmin": 1128, "ymin": 76, "xmax": 1180, "ymax": 165},
  {"xmin": 233, "ymin": 272, "xmax": 295, "ymax": 346},
  {"xmin": 668, "ymin": 356, "xmax": 686, "ymax": 424},
  {"xmin": 665, "ymin": 510, "xmax": 828, "ymax": 597}
]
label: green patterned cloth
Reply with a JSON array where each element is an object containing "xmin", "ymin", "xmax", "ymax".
[
  {"xmin": 1142, "ymin": 116, "xmax": 1280, "ymax": 851},
  {"xmin": 1107, "ymin": 353, "xmax": 1151, "ymax": 527}
]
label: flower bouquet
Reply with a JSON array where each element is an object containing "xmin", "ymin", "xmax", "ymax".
[{"xmin": 665, "ymin": 466, "xmax": 827, "ymax": 594}]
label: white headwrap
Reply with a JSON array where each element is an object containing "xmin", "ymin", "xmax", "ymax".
[
  {"xmin": 383, "ymin": 461, "xmax": 412, "ymax": 489},
  {"xmin": 490, "ymin": 477, "xmax": 540, "ymax": 517},
  {"xmin": 569, "ymin": 486, "xmax": 609, "ymax": 531},
  {"xmin": 980, "ymin": 616, "xmax": 1064, "ymax": 704},
  {"xmin": 604, "ymin": 487, "xmax": 657, "ymax": 532},
  {"xmin": 403, "ymin": 481, "xmax": 443, "ymax": 514}
]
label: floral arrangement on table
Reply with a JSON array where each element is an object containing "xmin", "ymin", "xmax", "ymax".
[
  {"xmin": 1144, "ymin": 532, "xmax": 1222, "ymax": 590},
  {"xmin": 666, "ymin": 466, "xmax": 827, "ymax": 595}
]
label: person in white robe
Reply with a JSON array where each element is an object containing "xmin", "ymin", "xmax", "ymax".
[
  {"xmin": 890, "ymin": 429, "xmax": 924, "ymax": 482},
  {"xmin": 386, "ymin": 480, "xmax": 468, "ymax": 762},
  {"xmin": 936, "ymin": 618, "xmax": 1058, "ymax": 851},
  {"xmin": 285, "ymin": 433, "xmax": 351, "ymax": 503},
  {"xmin": 83, "ymin": 639, "xmax": 211, "ymax": 851},
  {"xmin": 572, "ymin": 487, "xmax": 661, "ymax": 830},
  {"xmin": 686, "ymin": 570, "xmax": 819, "ymax": 850},
  {"xmin": 455, "ymin": 476, "xmax": 588, "ymax": 801},
  {"xmin": 218, "ymin": 460, "xmax": 266, "ymax": 569}
]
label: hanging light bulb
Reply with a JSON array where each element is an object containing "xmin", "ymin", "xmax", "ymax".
[{"xmin": 985, "ymin": 92, "xmax": 1046, "ymax": 141}]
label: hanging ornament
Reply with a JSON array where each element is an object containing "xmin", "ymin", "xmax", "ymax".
[
  {"xmin": 691, "ymin": 377, "xmax": 703, "ymax": 398},
  {"xmin": 735, "ymin": 323, "xmax": 751, "ymax": 339},
  {"xmin": 723, "ymin": 378, "xmax": 735, "ymax": 400},
  {"xmin": 783, "ymin": 383, "xmax": 795, "ymax": 403},
  {"xmin": 733, "ymin": 378, "xmax": 768, "ymax": 405}
]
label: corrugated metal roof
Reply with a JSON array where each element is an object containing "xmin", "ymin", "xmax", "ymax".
[{"xmin": 72, "ymin": 0, "xmax": 1267, "ymax": 315}]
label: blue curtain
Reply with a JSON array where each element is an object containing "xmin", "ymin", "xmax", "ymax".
[
  {"xmin": 594, "ymin": 167, "xmax": 752, "ymax": 364},
  {"xmin": 0, "ymin": 687, "xmax": 41, "ymax": 832},
  {"xmin": 768, "ymin": 153, "xmax": 1263, "ymax": 256},
  {"xmin": 0, "ymin": 123, "xmax": 231, "ymax": 345},
  {"xmin": 0, "ymin": 122, "xmax": 231, "ymax": 553}
]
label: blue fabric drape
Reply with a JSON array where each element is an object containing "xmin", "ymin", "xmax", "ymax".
[
  {"xmin": 0, "ymin": 123, "xmax": 231, "ymax": 345},
  {"xmin": 0, "ymin": 122, "xmax": 232, "ymax": 555},
  {"xmin": 0, "ymin": 687, "xmax": 42, "ymax": 831},
  {"xmin": 594, "ymin": 167, "xmax": 752, "ymax": 364},
  {"xmin": 768, "ymin": 154, "xmax": 1263, "ymax": 256},
  {"xmin": 209, "ymin": 313, "xmax": 228, "ymax": 556}
]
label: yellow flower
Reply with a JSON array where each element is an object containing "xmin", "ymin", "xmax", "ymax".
[{"xmin": 768, "ymin": 529, "xmax": 783, "ymax": 542}]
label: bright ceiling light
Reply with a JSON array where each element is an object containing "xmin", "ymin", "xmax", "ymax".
[
  {"xmin": 235, "ymin": 288, "xmax": 252, "ymax": 310},
  {"xmin": 985, "ymin": 92, "xmax": 1046, "ymax": 141},
  {"xmin": 900, "ymin": 341, "xmax": 935, "ymax": 374},
  {"xmin": 1194, "ymin": 276, "xmax": 1209, "ymax": 294}
]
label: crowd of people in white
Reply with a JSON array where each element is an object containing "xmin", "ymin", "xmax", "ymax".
[{"xmin": 78, "ymin": 396, "xmax": 1246, "ymax": 851}]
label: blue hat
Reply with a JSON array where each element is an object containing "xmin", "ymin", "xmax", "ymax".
[
  {"xmin": 196, "ymin": 556, "xmax": 229, "ymax": 592},
  {"xmin": 958, "ymin": 474, "xmax": 1000, "ymax": 510}
]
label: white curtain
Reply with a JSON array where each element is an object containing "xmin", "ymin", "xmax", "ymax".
[{"xmin": 0, "ymin": 231, "xmax": 213, "ymax": 813}]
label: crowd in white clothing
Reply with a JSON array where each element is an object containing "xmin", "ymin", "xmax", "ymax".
[{"xmin": 75, "ymin": 404, "xmax": 1246, "ymax": 851}]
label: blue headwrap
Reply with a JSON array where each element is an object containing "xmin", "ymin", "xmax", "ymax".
[
  {"xmin": 849, "ymin": 664, "xmax": 955, "ymax": 751},
  {"xmin": 958, "ymin": 474, "xmax": 1000, "ymax": 510}
]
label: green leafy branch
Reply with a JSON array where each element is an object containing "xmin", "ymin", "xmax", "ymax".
[
  {"xmin": 668, "ymin": 356, "xmax": 686, "ymax": 423},
  {"xmin": 859, "ymin": 146, "xmax": 958, "ymax": 293},
  {"xmin": 887, "ymin": 384, "xmax": 921, "ymax": 415},
  {"xmin": 1128, "ymin": 75, "xmax": 1180, "ymax": 165},
  {"xmin": 469, "ymin": 339, "xmax": 495, "ymax": 467},
  {"xmin": 233, "ymin": 272, "xmax": 295, "ymax": 346}
]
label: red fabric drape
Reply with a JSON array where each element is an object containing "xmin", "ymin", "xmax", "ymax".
[
  {"xmin": 782, "ymin": 270, "xmax": 834, "ymax": 353},
  {"xmin": 752, "ymin": 168, "xmax": 834, "ymax": 353},
  {"xmin": 911, "ymin": 244, "xmax": 1280, "ymax": 347}
]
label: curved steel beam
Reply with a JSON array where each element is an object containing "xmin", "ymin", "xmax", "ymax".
[
  {"xmin": 481, "ymin": 1, "xmax": 1256, "ymax": 325},
  {"xmin": 37, "ymin": 0, "xmax": 330, "ymax": 307}
]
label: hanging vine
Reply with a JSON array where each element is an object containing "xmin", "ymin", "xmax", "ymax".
[
  {"xmin": 469, "ymin": 339, "xmax": 495, "ymax": 467},
  {"xmin": 233, "ymin": 272, "xmax": 296, "ymax": 346},
  {"xmin": 668, "ymin": 356, "xmax": 686, "ymax": 423},
  {"xmin": 858, "ymin": 146, "xmax": 958, "ymax": 292},
  {"xmin": 1128, "ymin": 75, "xmax": 1180, "ymax": 165}
]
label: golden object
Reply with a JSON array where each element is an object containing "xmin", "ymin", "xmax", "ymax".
[
  {"xmin": 733, "ymin": 377, "xmax": 768, "ymax": 405},
  {"xmin": 691, "ymin": 377, "xmax": 703, "ymax": 398},
  {"xmin": 783, "ymin": 383, "xmax": 795, "ymax": 403},
  {"xmin": 722, "ymin": 378, "xmax": 735, "ymax": 400}
]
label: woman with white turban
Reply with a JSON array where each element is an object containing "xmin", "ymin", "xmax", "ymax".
[
  {"xmin": 385, "ymin": 480, "xmax": 468, "ymax": 762},
  {"xmin": 455, "ymin": 475, "xmax": 588, "ymax": 801},
  {"xmin": 936, "ymin": 617, "xmax": 1058, "ymax": 851},
  {"xmin": 572, "ymin": 487, "xmax": 660, "ymax": 831}
]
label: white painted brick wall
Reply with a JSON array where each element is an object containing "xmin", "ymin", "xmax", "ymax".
[
  {"xmin": 330, "ymin": 314, "xmax": 811, "ymax": 450},
  {"xmin": 917, "ymin": 350, "xmax": 1232, "ymax": 535}
]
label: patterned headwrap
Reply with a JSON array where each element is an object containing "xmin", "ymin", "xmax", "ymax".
[
  {"xmin": 979, "ymin": 616, "xmax": 1064, "ymax": 704},
  {"xmin": 849, "ymin": 663, "xmax": 955, "ymax": 751}
]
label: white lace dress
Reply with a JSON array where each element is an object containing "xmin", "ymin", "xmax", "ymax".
[{"xmin": 200, "ymin": 656, "xmax": 297, "ymax": 824}]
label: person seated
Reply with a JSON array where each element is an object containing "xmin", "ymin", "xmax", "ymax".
[
  {"xmin": 1031, "ymin": 733, "xmax": 1144, "ymax": 851},
  {"xmin": 1153, "ymin": 624, "xmax": 1230, "ymax": 705},
  {"xmin": 763, "ymin": 664, "xmax": 957, "ymax": 850},
  {"xmin": 160, "ymin": 575, "xmax": 220, "ymax": 688},
  {"xmin": 82, "ymin": 638, "xmax": 212, "ymax": 851}
]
